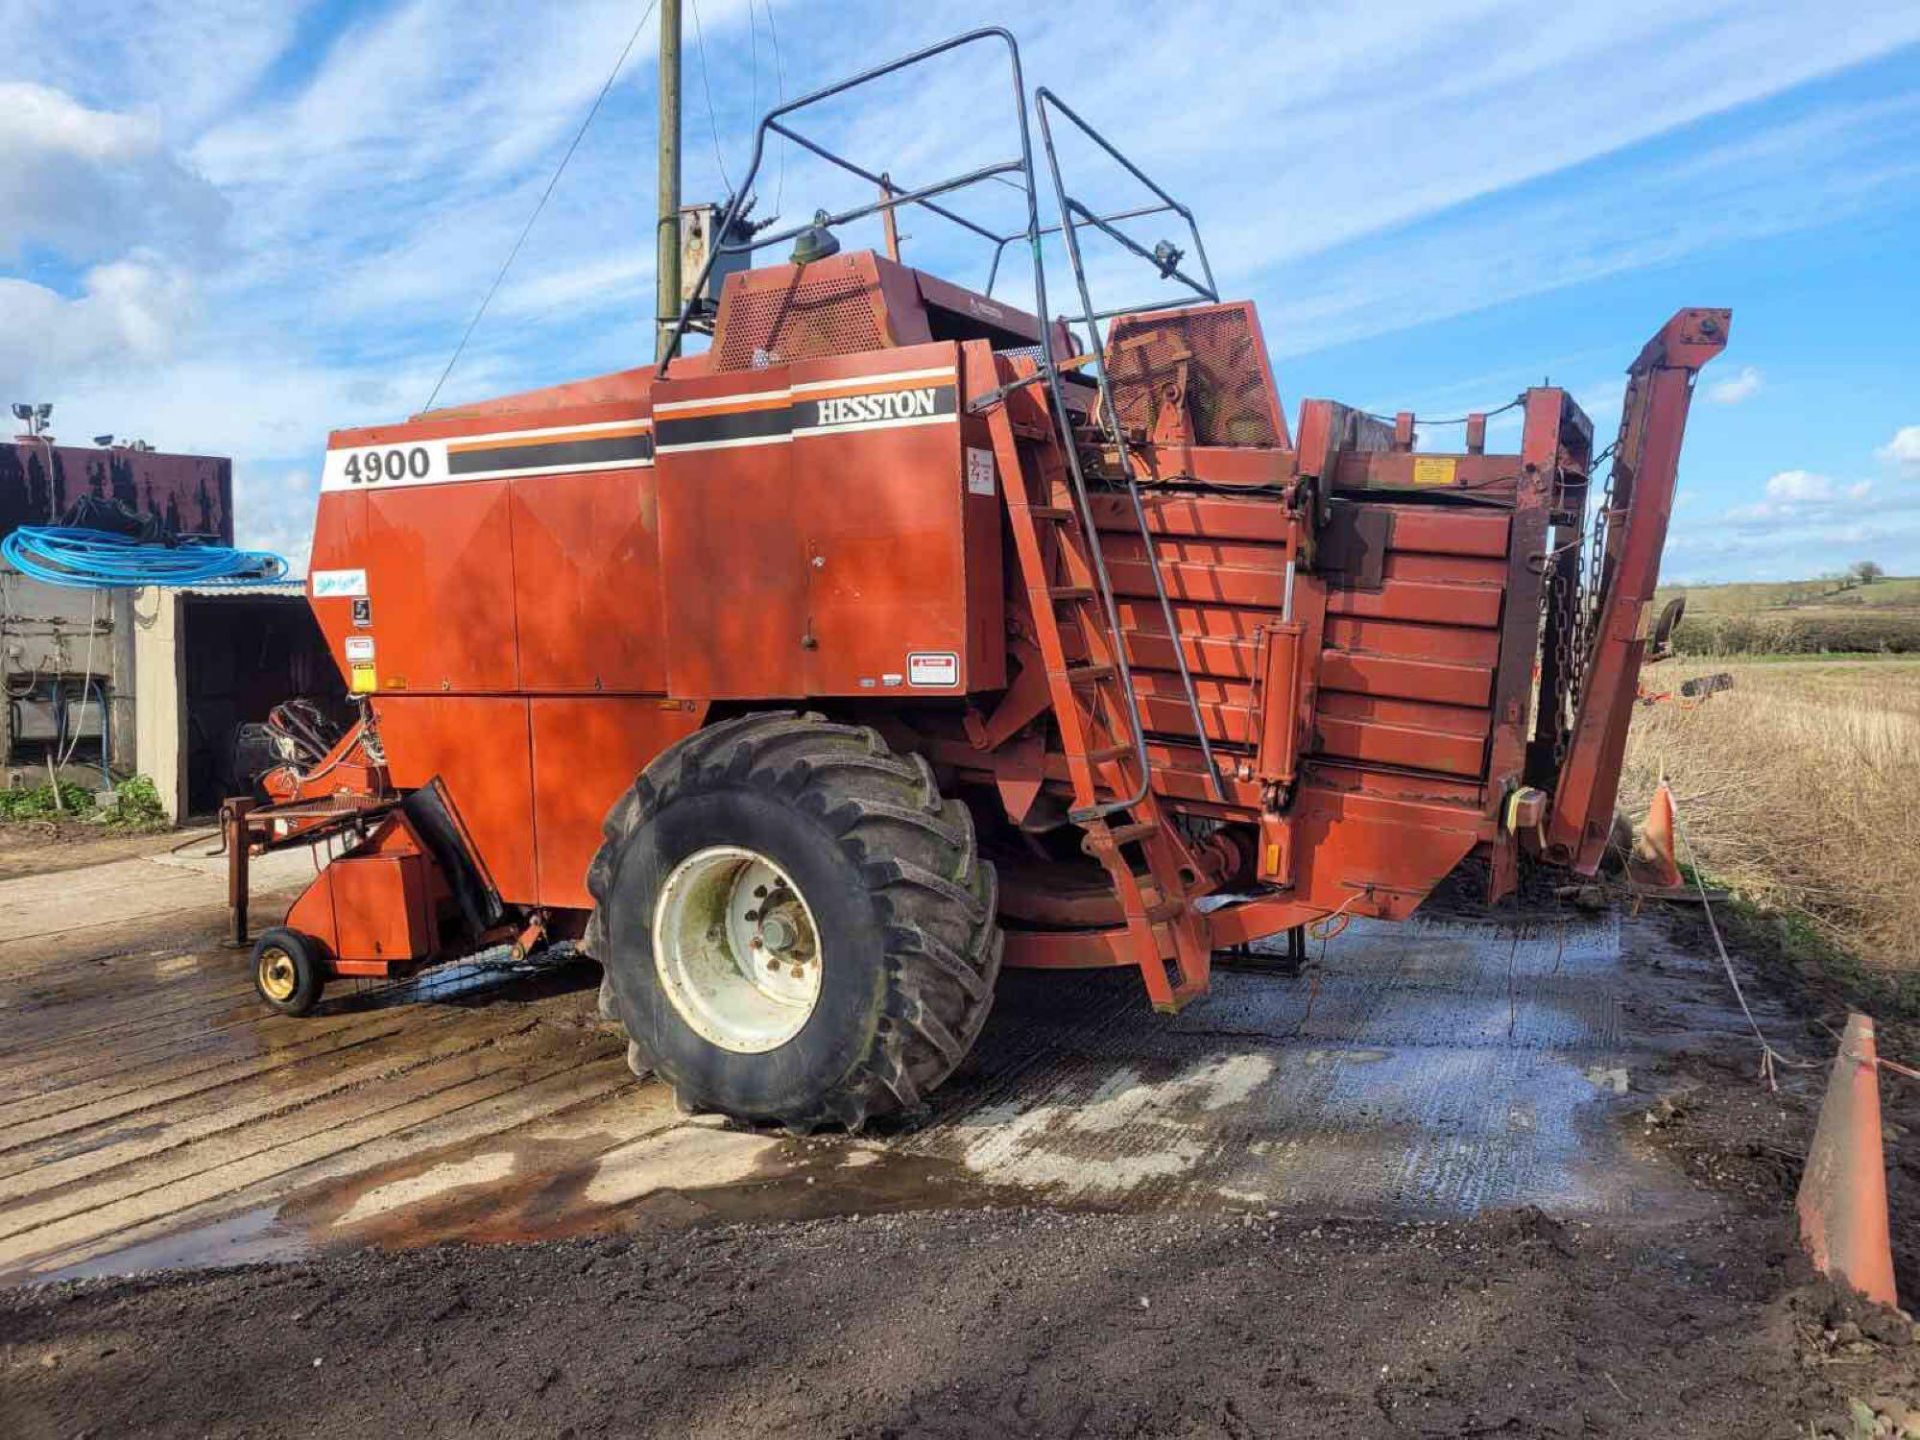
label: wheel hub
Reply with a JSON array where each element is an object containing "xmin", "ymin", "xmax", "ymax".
[
  {"xmin": 652, "ymin": 846, "xmax": 822, "ymax": 1053},
  {"xmin": 257, "ymin": 947, "xmax": 297, "ymax": 1003}
]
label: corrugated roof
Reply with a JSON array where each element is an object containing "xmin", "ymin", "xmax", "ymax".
[{"xmin": 176, "ymin": 581, "xmax": 308, "ymax": 598}]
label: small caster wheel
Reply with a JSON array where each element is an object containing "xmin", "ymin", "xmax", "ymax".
[{"xmin": 253, "ymin": 927, "xmax": 324, "ymax": 1016}]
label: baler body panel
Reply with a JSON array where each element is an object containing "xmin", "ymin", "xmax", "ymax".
[
  {"xmin": 308, "ymin": 393, "xmax": 686, "ymax": 913},
  {"xmin": 527, "ymin": 697, "xmax": 704, "ymax": 909},
  {"xmin": 651, "ymin": 339, "xmax": 1003, "ymax": 699}
]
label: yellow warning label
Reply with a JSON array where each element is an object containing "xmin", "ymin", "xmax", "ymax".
[
  {"xmin": 1411, "ymin": 456, "xmax": 1457, "ymax": 486},
  {"xmin": 349, "ymin": 662, "xmax": 376, "ymax": 695}
]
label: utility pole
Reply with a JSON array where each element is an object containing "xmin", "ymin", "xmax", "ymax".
[
  {"xmin": 655, "ymin": 0, "xmax": 682, "ymax": 363},
  {"xmin": 878, "ymin": 174, "xmax": 901, "ymax": 262}
]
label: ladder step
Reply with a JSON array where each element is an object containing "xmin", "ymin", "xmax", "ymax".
[
  {"xmin": 1085, "ymin": 741, "xmax": 1135, "ymax": 763},
  {"xmin": 1048, "ymin": 584, "xmax": 1095, "ymax": 601},
  {"xmin": 1028, "ymin": 505, "xmax": 1077, "ymax": 522},
  {"xmin": 1057, "ymin": 662, "xmax": 1115, "ymax": 686}
]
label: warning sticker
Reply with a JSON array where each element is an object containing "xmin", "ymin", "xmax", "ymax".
[
  {"xmin": 1411, "ymin": 456, "xmax": 1457, "ymax": 486},
  {"xmin": 965, "ymin": 447, "xmax": 996, "ymax": 497},
  {"xmin": 344, "ymin": 636, "xmax": 375, "ymax": 663},
  {"xmin": 907, "ymin": 651, "xmax": 959, "ymax": 688},
  {"xmin": 311, "ymin": 568, "xmax": 368, "ymax": 598},
  {"xmin": 348, "ymin": 664, "xmax": 376, "ymax": 695}
]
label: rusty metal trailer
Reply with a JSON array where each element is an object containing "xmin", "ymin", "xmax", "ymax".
[{"xmin": 232, "ymin": 30, "xmax": 1729, "ymax": 1129}]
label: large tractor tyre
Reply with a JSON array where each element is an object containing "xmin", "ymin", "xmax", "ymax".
[{"xmin": 585, "ymin": 712, "xmax": 1002, "ymax": 1131}]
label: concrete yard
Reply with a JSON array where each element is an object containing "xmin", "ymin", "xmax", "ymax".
[{"xmin": 4, "ymin": 839, "xmax": 1747, "ymax": 1283}]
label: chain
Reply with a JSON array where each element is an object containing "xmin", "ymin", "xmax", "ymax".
[
  {"xmin": 1556, "ymin": 374, "xmax": 1640, "ymax": 750},
  {"xmin": 1549, "ymin": 546, "xmax": 1580, "ymax": 763}
]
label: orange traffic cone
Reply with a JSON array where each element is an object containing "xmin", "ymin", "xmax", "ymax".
[
  {"xmin": 1797, "ymin": 1013, "xmax": 1899, "ymax": 1307},
  {"xmin": 1628, "ymin": 781, "xmax": 1691, "ymax": 895}
]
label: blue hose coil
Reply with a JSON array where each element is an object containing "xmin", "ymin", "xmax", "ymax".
[{"xmin": 0, "ymin": 526, "xmax": 291, "ymax": 589}]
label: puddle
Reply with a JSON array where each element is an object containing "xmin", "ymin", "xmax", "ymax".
[
  {"xmin": 336, "ymin": 1153, "xmax": 519, "ymax": 1226},
  {"xmin": 34, "ymin": 1207, "xmax": 303, "ymax": 1282},
  {"xmin": 584, "ymin": 1128, "xmax": 782, "ymax": 1205}
]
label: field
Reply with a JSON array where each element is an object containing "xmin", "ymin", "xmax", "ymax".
[
  {"xmin": 1620, "ymin": 655, "xmax": 1920, "ymax": 1003},
  {"xmin": 1659, "ymin": 576, "xmax": 1920, "ymax": 655}
]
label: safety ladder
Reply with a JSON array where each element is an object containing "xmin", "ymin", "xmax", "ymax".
[{"xmin": 980, "ymin": 367, "xmax": 1212, "ymax": 1011}]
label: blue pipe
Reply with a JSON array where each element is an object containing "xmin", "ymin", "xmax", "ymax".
[{"xmin": 1, "ymin": 526, "xmax": 289, "ymax": 589}]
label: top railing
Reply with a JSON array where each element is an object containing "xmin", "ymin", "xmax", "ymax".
[
  {"xmin": 653, "ymin": 30, "xmax": 1227, "ymax": 805},
  {"xmin": 656, "ymin": 28, "xmax": 1044, "ymax": 375},
  {"xmin": 1031, "ymin": 88, "xmax": 1219, "ymax": 321},
  {"xmin": 655, "ymin": 30, "xmax": 1225, "ymax": 374}
]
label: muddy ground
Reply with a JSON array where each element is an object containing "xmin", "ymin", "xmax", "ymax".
[
  {"xmin": 4, "ymin": 1196, "xmax": 1917, "ymax": 1437},
  {"xmin": 1, "ymin": 837, "xmax": 1916, "ymax": 1436}
]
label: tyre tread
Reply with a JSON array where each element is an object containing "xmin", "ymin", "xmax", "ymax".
[{"xmin": 586, "ymin": 711, "xmax": 1000, "ymax": 1130}]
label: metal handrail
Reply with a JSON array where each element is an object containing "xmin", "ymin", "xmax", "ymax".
[
  {"xmin": 981, "ymin": 200, "xmax": 1173, "ymax": 298},
  {"xmin": 1033, "ymin": 85, "xmax": 1228, "ymax": 804},
  {"xmin": 656, "ymin": 28, "xmax": 1042, "ymax": 373}
]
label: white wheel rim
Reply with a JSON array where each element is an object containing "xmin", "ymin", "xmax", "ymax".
[{"xmin": 652, "ymin": 845, "xmax": 823, "ymax": 1053}]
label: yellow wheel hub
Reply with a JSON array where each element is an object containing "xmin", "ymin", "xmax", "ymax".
[{"xmin": 258, "ymin": 947, "xmax": 298, "ymax": 1003}]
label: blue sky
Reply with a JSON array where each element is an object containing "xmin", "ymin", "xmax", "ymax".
[{"xmin": 3, "ymin": 0, "xmax": 1917, "ymax": 582}]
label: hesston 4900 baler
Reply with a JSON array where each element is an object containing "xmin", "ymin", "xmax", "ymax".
[{"xmin": 229, "ymin": 31, "xmax": 1729, "ymax": 1129}]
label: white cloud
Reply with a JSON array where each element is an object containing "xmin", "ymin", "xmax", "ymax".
[
  {"xmin": 1670, "ymin": 464, "xmax": 1917, "ymax": 580},
  {"xmin": 1878, "ymin": 425, "xmax": 1920, "ymax": 473},
  {"xmin": 0, "ymin": 83, "xmax": 225, "ymax": 263},
  {"xmin": 0, "ymin": 257, "xmax": 198, "ymax": 390},
  {"xmin": 9, "ymin": 1, "xmax": 308, "ymax": 136},
  {"xmin": 1764, "ymin": 469, "xmax": 1835, "ymax": 503},
  {"xmin": 494, "ymin": 253, "xmax": 655, "ymax": 320},
  {"xmin": 1704, "ymin": 365, "xmax": 1763, "ymax": 405}
]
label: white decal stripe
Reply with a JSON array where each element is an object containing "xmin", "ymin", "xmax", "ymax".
[
  {"xmin": 651, "ymin": 388, "xmax": 791, "ymax": 415},
  {"xmin": 655, "ymin": 411, "xmax": 959, "ymax": 455},
  {"xmin": 789, "ymin": 366, "xmax": 957, "ymax": 394},
  {"xmin": 651, "ymin": 367, "xmax": 960, "ymax": 416},
  {"xmin": 441, "ymin": 417, "xmax": 649, "ymax": 448},
  {"xmin": 653, "ymin": 434, "xmax": 798, "ymax": 455},
  {"xmin": 321, "ymin": 429, "xmax": 655, "ymax": 491},
  {"xmin": 792, "ymin": 412, "xmax": 958, "ymax": 438},
  {"xmin": 453, "ymin": 457, "xmax": 654, "ymax": 479}
]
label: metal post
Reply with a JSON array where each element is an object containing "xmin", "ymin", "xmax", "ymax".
[
  {"xmin": 654, "ymin": 0, "xmax": 682, "ymax": 364},
  {"xmin": 109, "ymin": 588, "xmax": 136, "ymax": 777},
  {"xmin": 224, "ymin": 798, "xmax": 255, "ymax": 949},
  {"xmin": 878, "ymin": 173, "xmax": 901, "ymax": 261}
]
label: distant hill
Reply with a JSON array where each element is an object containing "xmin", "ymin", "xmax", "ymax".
[
  {"xmin": 1656, "ymin": 576, "xmax": 1920, "ymax": 614},
  {"xmin": 1651, "ymin": 576, "xmax": 1920, "ymax": 655}
]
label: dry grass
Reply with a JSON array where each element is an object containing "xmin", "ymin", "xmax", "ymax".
[{"xmin": 1620, "ymin": 658, "xmax": 1920, "ymax": 977}]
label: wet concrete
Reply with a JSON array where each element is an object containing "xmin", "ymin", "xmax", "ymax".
[{"xmin": 0, "ymin": 837, "xmax": 1781, "ymax": 1288}]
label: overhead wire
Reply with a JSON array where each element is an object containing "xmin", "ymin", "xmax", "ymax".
[
  {"xmin": 688, "ymin": 0, "xmax": 735, "ymax": 197},
  {"xmin": 761, "ymin": 0, "xmax": 786, "ymax": 215},
  {"xmin": 421, "ymin": 0, "xmax": 661, "ymax": 413}
]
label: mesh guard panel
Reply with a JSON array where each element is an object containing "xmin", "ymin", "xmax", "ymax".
[
  {"xmin": 713, "ymin": 269, "xmax": 887, "ymax": 371},
  {"xmin": 1106, "ymin": 304, "xmax": 1284, "ymax": 448}
]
